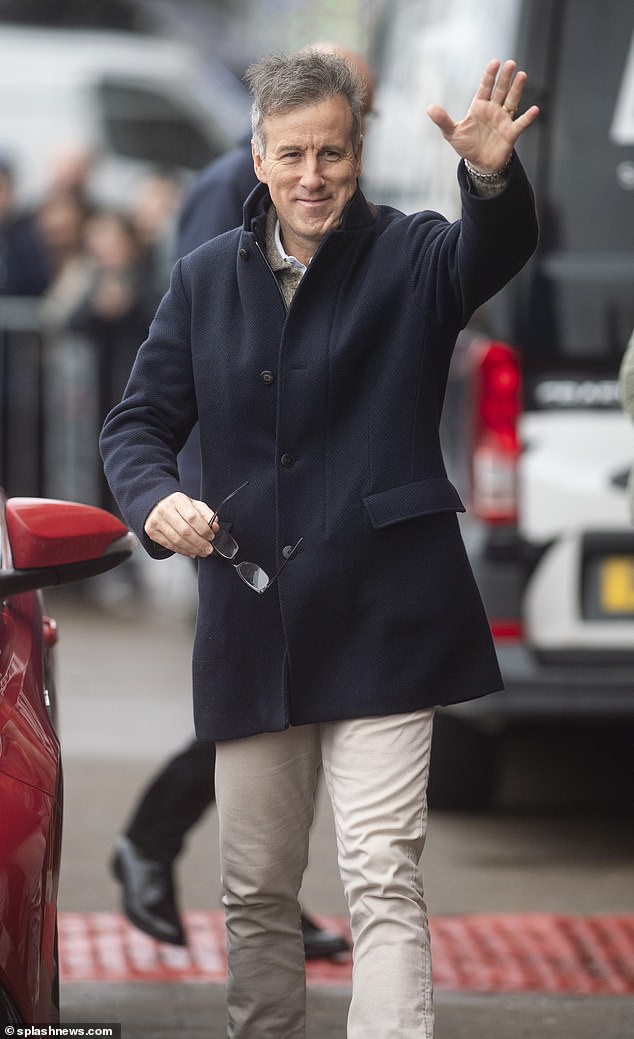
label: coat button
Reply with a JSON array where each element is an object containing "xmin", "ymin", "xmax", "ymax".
[
  {"xmin": 239, "ymin": 247, "xmax": 249, "ymax": 260},
  {"xmin": 282, "ymin": 544, "xmax": 295, "ymax": 559},
  {"xmin": 260, "ymin": 370, "xmax": 274, "ymax": 385},
  {"xmin": 280, "ymin": 453, "xmax": 296, "ymax": 468}
]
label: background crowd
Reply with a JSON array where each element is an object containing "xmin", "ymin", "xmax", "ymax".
[{"xmin": 0, "ymin": 145, "xmax": 183, "ymax": 510}]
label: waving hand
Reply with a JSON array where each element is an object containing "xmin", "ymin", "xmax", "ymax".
[{"xmin": 427, "ymin": 59, "xmax": 540, "ymax": 174}]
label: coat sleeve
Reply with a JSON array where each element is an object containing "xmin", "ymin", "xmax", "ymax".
[
  {"xmin": 405, "ymin": 154, "xmax": 539, "ymax": 331},
  {"xmin": 99, "ymin": 258, "xmax": 198, "ymax": 557}
]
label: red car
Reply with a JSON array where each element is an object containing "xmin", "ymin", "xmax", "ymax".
[{"xmin": 0, "ymin": 493, "xmax": 134, "ymax": 1024}]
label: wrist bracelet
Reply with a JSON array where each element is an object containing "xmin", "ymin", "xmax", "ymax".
[{"xmin": 464, "ymin": 157, "xmax": 512, "ymax": 183}]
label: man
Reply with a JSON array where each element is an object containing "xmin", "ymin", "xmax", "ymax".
[
  {"xmin": 111, "ymin": 139, "xmax": 350, "ymax": 954},
  {"xmin": 101, "ymin": 49, "xmax": 539, "ymax": 1039},
  {"xmin": 111, "ymin": 45, "xmax": 375, "ymax": 962}
]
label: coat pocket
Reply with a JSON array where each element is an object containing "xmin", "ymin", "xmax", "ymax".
[{"xmin": 363, "ymin": 477, "xmax": 465, "ymax": 530}]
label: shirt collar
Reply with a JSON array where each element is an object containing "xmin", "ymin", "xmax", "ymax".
[{"xmin": 274, "ymin": 218, "xmax": 308, "ymax": 274}]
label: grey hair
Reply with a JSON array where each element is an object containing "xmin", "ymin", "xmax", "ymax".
[{"xmin": 245, "ymin": 49, "xmax": 365, "ymax": 159}]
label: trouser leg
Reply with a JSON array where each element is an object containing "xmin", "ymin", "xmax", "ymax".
[
  {"xmin": 215, "ymin": 725, "xmax": 321, "ymax": 1039},
  {"xmin": 125, "ymin": 739, "xmax": 216, "ymax": 862},
  {"xmin": 320, "ymin": 709, "xmax": 435, "ymax": 1039}
]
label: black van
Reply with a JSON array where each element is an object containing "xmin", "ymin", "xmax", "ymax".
[{"xmin": 364, "ymin": 0, "xmax": 634, "ymax": 806}]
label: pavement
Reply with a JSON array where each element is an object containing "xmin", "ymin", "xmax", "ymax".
[
  {"xmin": 60, "ymin": 984, "xmax": 634, "ymax": 1039},
  {"xmin": 47, "ymin": 556, "xmax": 634, "ymax": 1038}
]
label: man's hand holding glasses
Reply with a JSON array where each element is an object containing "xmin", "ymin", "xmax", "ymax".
[
  {"xmin": 145, "ymin": 480, "xmax": 301, "ymax": 593},
  {"xmin": 144, "ymin": 491, "xmax": 217, "ymax": 559}
]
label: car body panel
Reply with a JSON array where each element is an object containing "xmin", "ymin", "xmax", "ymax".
[
  {"xmin": 0, "ymin": 593, "xmax": 59, "ymax": 795},
  {"xmin": 0, "ymin": 492, "xmax": 133, "ymax": 1021},
  {"xmin": 519, "ymin": 412, "xmax": 634, "ymax": 541}
]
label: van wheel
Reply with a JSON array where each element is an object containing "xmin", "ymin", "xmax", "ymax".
[{"xmin": 427, "ymin": 712, "xmax": 499, "ymax": 811}]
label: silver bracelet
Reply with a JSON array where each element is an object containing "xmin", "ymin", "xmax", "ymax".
[{"xmin": 464, "ymin": 157, "xmax": 512, "ymax": 183}]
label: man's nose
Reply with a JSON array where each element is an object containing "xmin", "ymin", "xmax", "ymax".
[{"xmin": 300, "ymin": 155, "xmax": 325, "ymax": 188}]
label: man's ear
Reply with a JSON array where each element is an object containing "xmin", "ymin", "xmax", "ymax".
[{"xmin": 252, "ymin": 141, "xmax": 268, "ymax": 184}]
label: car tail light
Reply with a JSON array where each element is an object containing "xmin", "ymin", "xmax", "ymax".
[
  {"xmin": 489, "ymin": 619, "xmax": 524, "ymax": 641},
  {"xmin": 471, "ymin": 339, "xmax": 521, "ymax": 524}
]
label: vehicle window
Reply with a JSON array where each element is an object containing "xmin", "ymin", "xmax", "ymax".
[
  {"xmin": 364, "ymin": 0, "xmax": 520, "ymax": 218},
  {"xmin": 611, "ymin": 24, "xmax": 634, "ymax": 147},
  {"xmin": 361, "ymin": 0, "xmax": 634, "ymax": 364},
  {"xmin": 549, "ymin": 6, "xmax": 633, "ymax": 254},
  {"xmin": 98, "ymin": 80, "xmax": 233, "ymax": 169},
  {"xmin": 528, "ymin": 0, "xmax": 634, "ymax": 361}
]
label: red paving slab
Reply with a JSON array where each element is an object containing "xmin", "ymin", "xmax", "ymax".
[{"xmin": 59, "ymin": 911, "xmax": 634, "ymax": 995}]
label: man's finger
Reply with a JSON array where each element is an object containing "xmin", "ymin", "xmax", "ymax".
[
  {"xmin": 503, "ymin": 68, "xmax": 528, "ymax": 114},
  {"xmin": 426, "ymin": 104, "xmax": 455, "ymax": 137},
  {"xmin": 473, "ymin": 58, "xmax": 502, "ymax": 103},
  {"xmin": 491, "ymin": 59, "xmax": 517, "ymax": 107},
  {"xmin": 511, "ymin": 104, "xmax": 541, "ymax": 137}
]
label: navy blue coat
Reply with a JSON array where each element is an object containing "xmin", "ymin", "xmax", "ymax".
[
  {"xmin": 101, "ymin": 157, "xmax": 538, "ymax": 741},
  {"xmin": 175, "ymin": 139, "xmax": 257, "ymax": 498}
]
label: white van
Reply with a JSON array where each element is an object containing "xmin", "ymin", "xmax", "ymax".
[
  {"xmin": 364, "ymin": 0, "xmax": 634, "ymax": 807},
  {"xmin": 0, "ymin": 25, "xmax": 249, "ymax": 206}
]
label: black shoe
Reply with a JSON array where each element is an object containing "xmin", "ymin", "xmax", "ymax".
[
  {"xmin": 300, "ymin": 911, "xmax": 350, "ymax": 960},
  {"xmin": 111, "ymin": 836, "xmax": 186, "ymax": 946}
]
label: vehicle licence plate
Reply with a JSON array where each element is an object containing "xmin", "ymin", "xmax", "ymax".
[{"xmin": 599, "ymin": 555, "xmax": 634, "ymax": 614}]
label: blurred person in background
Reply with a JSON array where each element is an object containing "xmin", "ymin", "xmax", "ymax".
[
  {"xmin": 109, "ymin": 43, "xmax": 375, "ymax": 962},
  {"xmin": 130, "ymin": 167, "xmax": 183, "ymax": 294},
  {"xmin": 36, "ymin": 185, "xmax": 94, "ymax": 327},
  {"xmin": 67, "ymin": 208, "xmax": 161, "ymax": 509},
  {"xmin": 45, "ymin": 141, "xmax": 96, "ymax": 197},
  {"xmin": 0, "ymin": 154, "xmax": 50, "ymax": 296}
]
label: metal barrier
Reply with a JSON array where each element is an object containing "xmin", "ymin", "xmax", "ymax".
[{"xmin": 0, "ymin": 296, "xmax": 102, "ymax": 504}]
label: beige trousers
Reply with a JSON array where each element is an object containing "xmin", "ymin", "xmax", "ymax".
[{"xmin": 215, "ymin": 708, "xmax": 435, "ymax": 1039}]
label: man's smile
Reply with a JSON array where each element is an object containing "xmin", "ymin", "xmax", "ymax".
[{"xmin": 296, "ymin": 196, "xmax": 331, "ymax": 207}]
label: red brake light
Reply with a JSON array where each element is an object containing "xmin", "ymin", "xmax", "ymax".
[
  {"xmin": 489, "ymin": 619, "xmax": 524, "ymax": 641},
  {"xmin": 471, "ymin": 339, "xmax": 521, "ymax": 524}
]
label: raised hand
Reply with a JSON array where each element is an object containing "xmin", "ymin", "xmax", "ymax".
[{"xmin": 427, "ymin": 58, "xmax": 540, "ymax": 174}]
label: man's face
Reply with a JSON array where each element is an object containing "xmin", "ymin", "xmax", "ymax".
[{"xmin": 253, "ymin": 95, "xmax": 363, "ymax": 266}]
